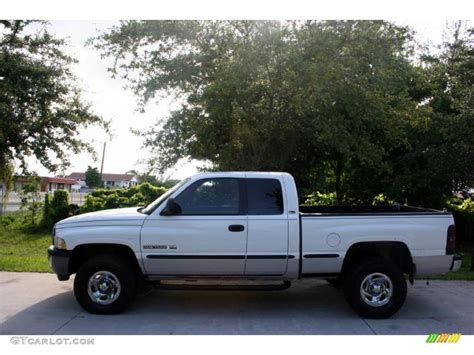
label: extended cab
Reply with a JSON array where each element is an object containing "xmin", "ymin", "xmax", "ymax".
[{"xmin": 48, "ymin": 172, "xmax": 462, "ymax": 318}]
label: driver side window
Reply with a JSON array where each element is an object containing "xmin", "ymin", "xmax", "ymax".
[{"xmin": 174, "ymin": 178, "xmax": 241, "ymax": 215}]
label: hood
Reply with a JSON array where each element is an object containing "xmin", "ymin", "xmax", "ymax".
[{"xmin": 55, "ymin": 207, "xmax": 147, "ymax": 228}]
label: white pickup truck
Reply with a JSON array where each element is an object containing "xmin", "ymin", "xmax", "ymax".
[{"xmin": 48, "ymin": 172, "xmax": 461, "ymax": 318}]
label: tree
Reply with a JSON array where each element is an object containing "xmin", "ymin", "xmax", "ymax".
[
  {"xmin": 93, "ymin": 20, "xmax": 472, "ymax": 207},
  {"xmin": 85, "ymin": 166, "xmax": 102, "ymax": 189},
  {"xmin": 18, "ymin": 175, "xmax": 42, "ymax": 224},
  {"xmin": 126, "ymin": 169, "xmax": 179, "ymax": 187},
  {"xmin": 93, "ymin": 21, "xmax": 421, "ymax": 201},
  {"xmin": 381, "ymin": 22, "xmax": 474, "ymax": 207},
  {"xmin": 0, "ymin": 20, "xmax": 106, "ymax": 177}
]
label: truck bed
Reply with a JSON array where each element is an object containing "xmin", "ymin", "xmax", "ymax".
[
  {"xmin": 299, "ymin": 205, "xmax": 447, "ymax": 215},
  {"xmin": 299, "ymin": 204, "xmax": 454, "ymax": 276}
]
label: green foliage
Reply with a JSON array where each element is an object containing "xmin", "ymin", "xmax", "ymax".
[
  {"xmin": 126, "ymin": 169, "xmax": 180, "ymax": 188},
  {"xmin": 0, "ymin": 20, "xmax": 106, "ymax": 174},
  {"xmin": 93, "ymin": 20, "xmax": 473, "ymax": 208},
  {"xmin": 80, "ymin": 195, "xmax": 105, "ymax": 213},
  {"xmin": 85, "ymin": 166, "xmax": 102, "ymax": 189},
  {"xmin": 40, "ymin": 193, "xmax": 53, "ymax": 228},
  {"xmin": 81, "ymin": 183, "xmax": 168, "ymax": 213},
  {"xmin": 68, "ymin": 204, "xmax": 80, "ymax": 215},
  {"xmin": 139, "ymin": 176, "xmax": 179, "ymax": 189},
  {"xmin": 381, "ymin": 22, "xmax": 474, "ymax": 208},
  {"xmin": 304, "ymin": 192, "xmax": 338, "ymax": 206},
  {"xmin": 0, "ymin": 210, "xmax": 43, "ymax": 233},
  {"xmin": 0, "ymin": 212, "xmax": 53, "ymax": 272},
  {"xmin": 18, "ymin": 176, "xmax": 43, "ymax": 224},
  {"xmin": 447, "ymin": 197, "xmax": 474, "ymax": 213},
  {"xmin": 49, "ymin": 190, "xmax": 70, "ymax": 224},
  {"xmin": 446, "ymin": 196, "xmax": 474, "ymax": 247},
  {"xmin": 372, "ymin": 194, "xmax": 396, "ymax": 206},
  {"xmin": 0, "ymin": 214, "xmax": 15, "ymax": 228},
  {"xmin": 40, "ymin": 190, "xmax": 71, "ymax": 228}
]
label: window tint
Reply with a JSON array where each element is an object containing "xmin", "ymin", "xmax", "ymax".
[
  {"xmin": 247, "ymin": 179, "xmax": 283, "ymax": 215},
  {"xmin": 174, "ymin": 178, "xmax": 241, "ymax": 215}
]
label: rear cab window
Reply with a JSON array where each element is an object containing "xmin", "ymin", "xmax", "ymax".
[{"xmin": 246, "ymin": 178, "xmax": 284, "ymax": 215}]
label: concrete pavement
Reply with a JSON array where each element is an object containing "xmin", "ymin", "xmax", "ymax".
[{"xmin": 0, "ymin": 272, "xmax": 473, "ymax": 335}]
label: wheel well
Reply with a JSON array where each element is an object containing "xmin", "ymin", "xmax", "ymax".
[
  {"xmin": 69, "ymin": 244, "xmax": 142, "ymax": 277},
  {"xmin": 341, "ymin": 241, "xmax": 414, "ymax": 283}
]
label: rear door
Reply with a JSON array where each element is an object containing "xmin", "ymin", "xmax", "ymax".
[
  {"xmin": 141, "ymin": 176, "xmax": 248, "ymax": 275},
  {"xmin": 244, "ymin": 177, "xmax": 289, "ymax": 275}
]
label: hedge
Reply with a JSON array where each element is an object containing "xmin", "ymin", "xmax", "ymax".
[{"xmin": 81, "ymin": 183, "xmax": 168, "ymax": 213}]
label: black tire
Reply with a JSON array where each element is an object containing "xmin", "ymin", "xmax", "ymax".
[
  {"xmin": 74, "ymin": 255, "xmax": 137, "ymax": 314},
  {"xmin": 343, "ymin": 257, "xmax": 407, "ymax": 319}
]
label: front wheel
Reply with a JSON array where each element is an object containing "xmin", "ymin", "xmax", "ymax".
[
  {"xmin": 74, "ymin": 255, "xmax": 137, "ymax": 314},
  {"xmin": 343, "ymin": 258, "xmax": 407, "ymax": 319}
]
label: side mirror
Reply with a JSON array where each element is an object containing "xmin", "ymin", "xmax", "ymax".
[{"xmin": 160, "ymin": 198, "xmax": 182, "ymax": 216}]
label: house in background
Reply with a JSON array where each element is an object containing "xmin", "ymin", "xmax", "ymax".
[
  {"xmin": 13, "ymin": 176, "xmax": 78, "ymax": 193},
  {"xmin": 65, "ymin": 172, "xmax": 138, "ymax": 189}
]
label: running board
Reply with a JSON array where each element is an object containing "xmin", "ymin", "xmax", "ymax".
[{"xmin": 155, "ymin": 280, "xmax": 291, "ymax": 291}]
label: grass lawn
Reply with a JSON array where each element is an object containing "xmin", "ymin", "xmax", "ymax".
[{"xmin": 0, "ymin": 216, "xmax": 51, "ymax": 272}]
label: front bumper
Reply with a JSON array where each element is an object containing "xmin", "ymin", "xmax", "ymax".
[
  {"xmin": 450, "ymin": 254, "xmax": 462, "ymax": 272},
  {"xmin": 47, "ymin": 246, "xmax": 71, "ymax": 281}
]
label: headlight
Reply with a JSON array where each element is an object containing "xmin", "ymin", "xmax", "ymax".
[{"xmin": 54, "ymin": 236, "xmax": 67, "ymax": 250}]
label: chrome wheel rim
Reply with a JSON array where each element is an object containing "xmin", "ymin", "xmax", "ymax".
[
  {"xmin": 87, "ymin": 271, "xmax": 121, "ymax": 305},
  {"xmin": 360, "ymin": 272, "xmax": 393, "ymax": 307}
]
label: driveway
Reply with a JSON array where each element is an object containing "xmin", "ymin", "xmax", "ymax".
[{"xmin": 0, "ymin": 272, "xmax": 473, "ymax": 335}]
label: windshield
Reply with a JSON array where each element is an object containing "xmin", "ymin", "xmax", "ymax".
[{"xmin": 140, "ymin": 178, "xmax": 190, "ymax": 215}]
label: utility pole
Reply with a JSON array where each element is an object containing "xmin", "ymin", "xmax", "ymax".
[{"xmin": 100, "ymin": 141, "xmax": 106, "ymax": 187}]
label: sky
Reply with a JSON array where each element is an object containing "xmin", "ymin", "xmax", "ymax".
[{"xmin": 25, "ymin": 20, "xmax": 451, "ymax": 180}]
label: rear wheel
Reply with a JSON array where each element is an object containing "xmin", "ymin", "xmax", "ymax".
[
  {"xmin": 343, "ymin": 257, "xmax": 407, "ymax": 319},
  {"xmin": 74, "ymin": 255, "xmax": 137, "ymax": 314}
]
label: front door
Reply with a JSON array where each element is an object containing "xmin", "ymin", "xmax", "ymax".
[{"xmin": 141, "ymin": 177, "xmax": 248, "ymax": 275}]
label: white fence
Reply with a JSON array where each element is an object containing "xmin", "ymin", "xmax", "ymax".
[{"xmin": 0, "ymin": 191, "xmax": 87, "ymax": 214}]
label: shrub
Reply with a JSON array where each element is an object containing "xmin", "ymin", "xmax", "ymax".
[
  {"xmin": 40, "ymin": 193, "xmax": 53, "ymax": 229},
  {"xmin": 0, "ymin": 215, "xmax": 15, "ymax": 228},
  {"xmin": 127, "ymin": 183, "xmax": 168, "ymax": 203},
  {"xmin": 50, "ymin": 190, "xmax": 70, "ymax": 224},
  {"xmin": 103, "ymin": 193, "xmax": 124, "ymax": 209},
  {"xmin": 446, "ymin": 197, "xmax": 474, "ymax": 248},
  {"xmin": 68, "ymin": 204, "xmax": 81, "ymax": 215},
  {"xmin": 80, "ymin": 183, "xmax": 168, "ymax": 213},
  {"xmin": 18, "ymin": 176, "xmax": 43, "ymax": 224},
  {"xmin": 1, "ymin": 211, "xmax": 46, "ymax": 233},
  {"xmin": 81, "ymin": 195, "xmax": 105, "ymax": 213},
  {"xmin": 447, "ymin": 197, "xmax": 474, "ymax": 213},
  {"xmin": 372, "ymin": 193, "xmax": 396, "ymax": 206},
  {"xmin": 304, "ymin": 191, "xmax": 338, "ymax": 206}
]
